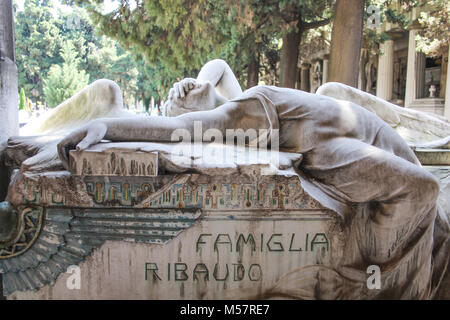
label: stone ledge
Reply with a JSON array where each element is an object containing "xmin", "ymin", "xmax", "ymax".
[
  {"xmin": 68, "ymin": 142, "xmax": 304, "ymax": 177},
  {"xmin": 414, "ymin": 148, "xmax": 450, "ymax": 165},
  {"xmin": 70, "ymin": 147, "xmax": 158, "ymax": 176}
]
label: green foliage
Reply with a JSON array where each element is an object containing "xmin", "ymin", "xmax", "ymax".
[
  {"xmin": 43, "ymin": 41, "xmax": 89, "ymax": 107},
  {"xmin": 416, "ymin": 0, "xmax": 449, "ymax": 58},
  {"xmin": 361, "ymin": 0, "xmax": 447, "ymax": 59},
  {"xmin": 19, "ymin": 88, "xmax": 27, "ymax": 110},
  {"xmin": 208, "ymin": 0, "xmax": 332, "ymax": 87},
  {"xmin": 385, "ymin": 8, "xmax": 409, "ymax": 28},
  {"xmin": 81, "ymin": 0, "xmax": 231, "ymax": 94},
  {"xmin": 14, "ymin": 0, "xmax": 63, "ymax": 96},
  {"xmin": 361, "ymin": 1, "xmax": 418, "ymax": 58},
  {"xmin": 133, "ymin": 53, "xmax": 173, "ymax": 106},
  {"xmin": 58, "ymin": 8, "xmax": 140, "ymax": 106},
  {"xmin": 15, "ymin": 1, "xmax": 142, "ymax": 105},
  {"xmin": 17, "ymin": 0, "xmax": 446, "ymax": 105},
  {"xmin": 65, "ymin": 0, "xmax": 332, "ymax": 91},
  {"xmin": 84, "ymin": 37, "xmax": 139, "ymax": 106}
]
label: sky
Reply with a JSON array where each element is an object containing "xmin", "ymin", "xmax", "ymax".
[{"xmin": 14, "ymin": 0, "xmax": 129, "ymax": 14}]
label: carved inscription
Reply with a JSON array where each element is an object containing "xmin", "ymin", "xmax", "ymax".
[{"xmin": 145, "ymin": 232, "xmax": 330, "ymax": 282}]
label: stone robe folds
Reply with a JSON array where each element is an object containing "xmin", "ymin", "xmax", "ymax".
[{"xmin": 230, "ymin": 85, "xmax": 449, "ymax": 299}]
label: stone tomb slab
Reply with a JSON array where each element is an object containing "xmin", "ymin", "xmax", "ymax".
[
  {"xmin": 3, "ymin": 142, "xmax": 343, "ymax": 299},
  {"xmin": 69, "ymin": 144, "xmax": 158, "ymax": 176},
  {"xmin": 9, "ymin": 211, "xmax": 335, "ymax": 300}
]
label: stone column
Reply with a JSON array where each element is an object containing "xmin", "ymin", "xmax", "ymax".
[
  {"xmin": 309, "ymin": 64, "xmax": 315, "ymax": 93},
  {"xmin": 405, "ymin": 27, "xmax": 426, "ymax": 107},
  {"xmin": 358, "ymin": 49, "xmax": 368, "ymax": 91},
  {"xmin": 0, "ymin": 0, "xmax": 18, "ymax": 203},
  {"xmin": 440, "ymin": 50, "xmax": 447, "ymax": 99},
  {"xmin": 300, "ymin": 63, "xmax": 311, "ymax": 92},
  {"xmin": 0, "ymin": 0, "xmax": 18, "ymax": 140},
  {"xmin": 0, "ymin": 0, "xmax": 17, "ymax": 299},
  {"xmin": 376, "ymin": 39, "xmax": 394, "ymax": 101},
  {"xmin": 295, "ymin": 68, "xmax": 301, "ymax": 90},
  {"xmin": 445, "ymin": 46, "xmax": 450, "ymax": 120},
  {"xmin": 322, "ymin": 55, "xmax": 329, "ymax": 84},
  {"xmin": 415, "ymin": 52, "xmax": 426, "ymax": 99}
]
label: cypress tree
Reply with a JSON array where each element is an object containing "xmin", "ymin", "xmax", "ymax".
[
  {"xmin": 43, "ymin": 41, "xmax": 89, "ymax": 108},
  {"xmin": 19, "ymin": 88, "xmax": 26, "ymax": 110}
]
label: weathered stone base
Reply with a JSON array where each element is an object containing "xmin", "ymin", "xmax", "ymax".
[
  {"xmin": 8, "ymin": 214, "xmax": 336, "ymax": 300},
  {"xmin": 2, "ymin": 143, "xmax": 449, "ymax": 300},
  {"xmin": 415, "ymin": 149, "xmax": 450, "ymax": 165}
]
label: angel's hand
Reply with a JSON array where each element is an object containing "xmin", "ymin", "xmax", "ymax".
[
  {"xmin": 57, "ymin": 120, "xmax": 107, "ymax": 170},
  {"xmin": 168, "ymin": 78, "xmax": 200, "ymax": 100}
]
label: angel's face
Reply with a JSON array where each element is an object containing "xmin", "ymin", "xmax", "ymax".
[{"xmin": 165, "ymin": 81, "xmax": 217, "ymax": 117}]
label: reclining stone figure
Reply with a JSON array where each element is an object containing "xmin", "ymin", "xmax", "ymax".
[
  {"xmin": 13, "ymin": 59, "xmax": 449, "ymax": 174},
  {"xmin": 57, "ymin": 60, "xmax": 444, "ymax": 264},
  {"xmin": 3, "ymin": 59, "xmax": 450, "ymax": 299}
]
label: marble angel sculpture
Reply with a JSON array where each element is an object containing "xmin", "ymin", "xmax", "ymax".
[{"xmin": 4, "ymin": 59, "xmax": 450, "ymax": 299}]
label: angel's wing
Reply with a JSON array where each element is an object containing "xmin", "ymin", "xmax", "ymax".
[
  {"xmin": 0, "ymin": 206, "xmax": 200, "ymax": 295},
  {"xmin": 20, "ymin": 79, "xmax": 134, "ymax": 136},
  {"xmin": 316, "ymin": 82, "xmax": 450, "ymax": 147}
]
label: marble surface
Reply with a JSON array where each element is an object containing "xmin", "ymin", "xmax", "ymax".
[{"xmin": 2, "ymin": 143, "xmax": 449, "ymax": 299}]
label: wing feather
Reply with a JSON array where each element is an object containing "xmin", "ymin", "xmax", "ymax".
[{"xmin": 1, "ymin": 206, "xmax": 201, "ymax": 295}]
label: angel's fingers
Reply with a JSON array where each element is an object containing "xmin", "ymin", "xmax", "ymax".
[
  {"xmin": 183, "ymin": 79, "xmax": 195, "ymax": 92},
  {"xmin": 76, "ymin": 123, "xmax": 107, "ymax": 151},
  {"xmin": 177, "ymin": 82, "xmax": 185, "ymax": 99},
  {"xmin": 173, "ymin": 83, "xmax": 181, "ymax": 99},
  {"xmin": 58, "ymin": 130, "xmax": 84, "ymax": 153},
  {"xmin": 168, "ymin": 88, "xmax": 175, "ymax": 100},
  {"xmin": 57, "ymin": 127, "xmax": 90, "ymax": 168},
  {"xmin": 22, "ymin": 145, "xmax": 59, "ymax": 171},
  {"xmin": 57, "ymin": 140, "xmax": 74, "ymax": 170},
  {"xmin": 58, "ymin": 145, "xmax": 69, "ymax": 170}
]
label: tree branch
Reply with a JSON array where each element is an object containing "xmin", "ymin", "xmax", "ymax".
[{"xmin": 303, "ymin": 18, "xmax": 331, "ymax": 30}]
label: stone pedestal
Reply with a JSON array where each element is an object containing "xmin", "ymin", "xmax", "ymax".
[
  {"xmin": 376, "ymin": 39, "xmax": 394, "ymax": 101},
  {"xmin": 2, "ymin": 143, "xmax": 342, "ymax": 299},
  {"xmin": 1, "ymin": 142, "xmax": 448, "ymax": 299},
  {"xmin": 414, "ymin": 148, "xmax": 450, "ymax": 166}
]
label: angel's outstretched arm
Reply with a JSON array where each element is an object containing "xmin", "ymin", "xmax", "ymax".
[{"xmin": 57, "ymin": 101, "xmax": 240, "ymax": 169}]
